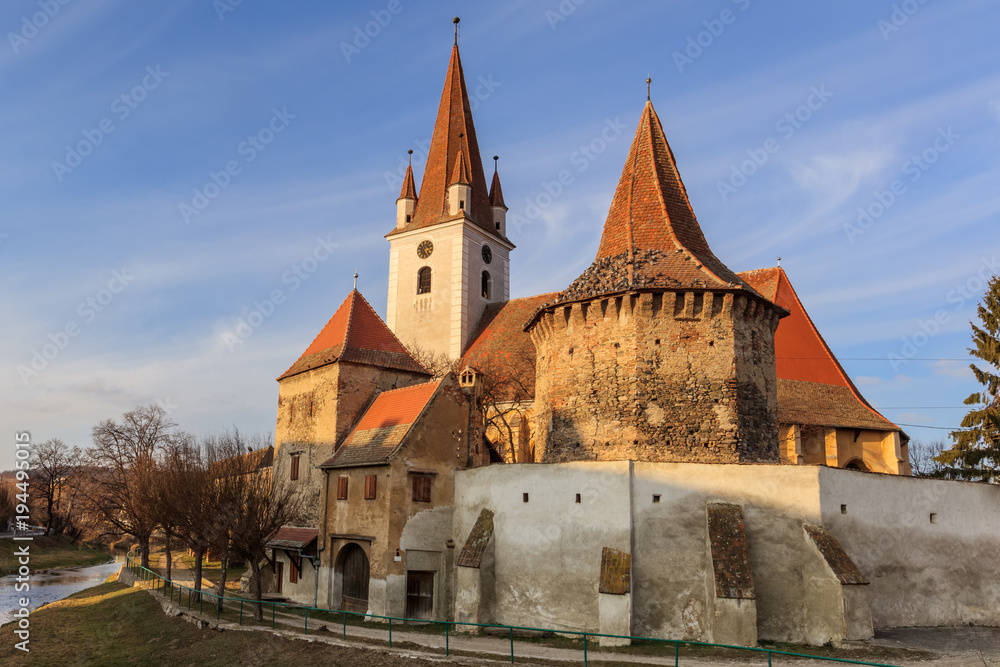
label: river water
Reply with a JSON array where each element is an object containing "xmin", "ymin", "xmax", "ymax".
[{"xmin": 0, "ymin": 552, "xmax": 125, "ymax": 626}]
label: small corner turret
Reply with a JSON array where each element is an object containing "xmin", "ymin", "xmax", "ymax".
[
  {"xmin": 396, "ymin": 149, "xmax": 418, "ymax": 229},
  {"xmin": 489, "ymin": 155, "xmax": 507, "ymax": 236}
]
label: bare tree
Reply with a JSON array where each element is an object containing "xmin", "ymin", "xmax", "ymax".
[
  {"xmin": 474, "ymin": 356, "xmax": 534, "ymax": 463},
  {"xmin": 0, "ymin": 476, "xmax": 14, "ymax": 529},
  {"xmin": 910, "ymin": 440, "xmax": 947, "ymax": 477},
  {"xmin": 88, "ymin": 404, "xmax": 184, "ymax": 568},
  {"xmin": 404, "ymin": 340, "xmax": 457, "ymax": 378},
  {"xmin": 205, "ymin": 428, "xmax": 273, "ymax": 614},
  {"xmin": 29, "ymin": 439, "xmax": 82, "ymax": 535},
  {"xmin": 226, "ymin": 443, "xmax": 300, "ymax": 621}
]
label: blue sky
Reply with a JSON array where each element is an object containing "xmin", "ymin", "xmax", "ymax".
[{"xmin": 2, "ymin": 0, "xmax": 998, "ymax": 470}]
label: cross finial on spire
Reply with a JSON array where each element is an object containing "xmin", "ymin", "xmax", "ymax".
[
  {"xmin": 408, "ymin": 149, "xmax": 413, "ymax": 166},
  {"xmin": 646, "ymin": 77, "xmax": 652, "ymax": 101},
  {"xmin": 493, "ymin": 155, "xmax": 499, "ymax": 174},
  {"xmin": 777, "ymin": 256, "xmax": 782, "ymax": 267},
  {"xmin": 453, "ymin": 16, "xmax": 460, "ymax": 45},
  {"xmin": 353, "ymin": 271, "xmax": 359, "ymax": 290}
]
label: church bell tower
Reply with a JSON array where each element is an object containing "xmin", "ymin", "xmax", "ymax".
[{"xmin": 386, "ymin": 20, "xmax": 513, "ymax": 362}]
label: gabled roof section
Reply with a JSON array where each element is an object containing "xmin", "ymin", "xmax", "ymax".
[
  {"xmin": 278, "ymin": 290, "xmax": 430, "ymax": 381},
  {"xmin": 320, "ymin": 380, "xmax": 442, "ymax": 468},
  {"xmin": 387, "ymin": 44, "xmax": 499, "ymax": 239},
  {"xmin": 489, "ymin": 165, "xmax": 506, "ymax": 209},
  {"xmin": 739, "ymin": 267, "xmax": 898, "ymax": 432},
  {"xmin": 534, "ymin": 101, "xmax": 762, "ymax": 319},
  {"xmin": 398, "ymin": 162, "xmax": 417, "ymax": 201},
  {"xmin": 461, "ymin": 292, "xmax": 558, "ymax": 400}
]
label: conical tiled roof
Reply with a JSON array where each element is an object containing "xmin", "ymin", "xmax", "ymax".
[
  {"xmin": 552, "ymin": 101, "xmax": 760, "ymax": 306},
  {"xmin": 278, "ymin": 290, "xmax": 430, "ymax": 380},
  {"xmin": 398, "ymin": 162, "xmax": 417, "ymax": 201},
  {"xmin": 489, "ymin": 165, "xmax": 506, "ymax": 209},
  {"xmin": 449, "ymin": 149, "xmax": 471, "ymax": 186},
  {"xmin": 387, "ymin": 44, "xmax": 498, "ymax": 238}
]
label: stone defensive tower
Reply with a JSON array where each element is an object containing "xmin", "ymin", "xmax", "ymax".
[{"xmin": 526, "ymin": 99, "xmax": 786, "ymax": 464}]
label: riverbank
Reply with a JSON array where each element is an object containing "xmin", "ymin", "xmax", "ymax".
[
  {"xmin": 0, "ymin": 581, "xmax": 443, "ymax": 666},
  {"xmin": 0, "ymin": 535, "xmax": 110, "ymax": 575}
]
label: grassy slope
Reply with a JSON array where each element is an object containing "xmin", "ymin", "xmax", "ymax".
[
  {"xmin": 0, "ymin": 535, "xmax": 109, "ymax": 575},
  {"xmin": 0, "ymin": 582, "xmax": 440, "ymax": 667}
]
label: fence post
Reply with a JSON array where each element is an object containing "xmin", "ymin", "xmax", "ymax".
[
  {"xmin": 272, "ymin": 604, "xmax": 276, "ymax": 629},
  {"xmin": 389, "ymin": 617, "xmax": 392, "ymax": 648},
  {"xmin": 674, "ymin": 641, "xmax": 679, "ymax": 667},
  {"xmin": 509, "ymin": 626, "xmax": 514, "ymax": 663},
  {"xmin": 304, "ymin": 608, "xmax": 309, "ymax": 635},
  {"xmin": 239, "ymin": 601, "xmax": 243, "ymax": 626},
  {"xmin": 343, "ymin": 611, "xmax": 347, "ymax": 639},
  {"xmin": 583, "ymin": 633, "xmax": 588, "ymax": 666},
  {"xmin": 767, "ymin": 651, "xmax": 772, "ymax": 667},
  {"xmin": 445, "ymin": 622, "xmax": 449, "ymax": 657}
]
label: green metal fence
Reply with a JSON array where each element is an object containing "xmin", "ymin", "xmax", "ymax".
[{"xmin": 124, "ymin": 551, "xmax": 899, "ymax": 666}]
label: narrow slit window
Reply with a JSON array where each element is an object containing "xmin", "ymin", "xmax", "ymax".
[
  {"xmin": 417, "ymin": 266, "xmax": 432, "ymax": 295},
  {"xmin": 290, "ymin": 454, "xmax": 300, "ymax": 481}
]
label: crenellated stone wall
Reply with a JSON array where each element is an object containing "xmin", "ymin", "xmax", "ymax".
[{"xmin": 529, "ymin": 290, "xmax": 781, "ymax": 464}]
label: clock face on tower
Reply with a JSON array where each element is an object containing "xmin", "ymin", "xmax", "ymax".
[
  {"xmin": 481, "ymin": 244, "xmax": 492, "ymax": 264},
  {"xmin": 417, "ymin": 240, "xmax": 434, "ymax": 259}
]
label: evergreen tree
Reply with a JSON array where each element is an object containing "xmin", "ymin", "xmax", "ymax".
[{"xmin": 936, "ymin": 275, "xmax": 1000, "ymax": 482}]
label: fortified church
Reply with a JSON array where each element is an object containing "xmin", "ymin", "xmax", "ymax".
[{"xmin": 262, "ymin": 26, "xmax": 999, "ymax": 647}]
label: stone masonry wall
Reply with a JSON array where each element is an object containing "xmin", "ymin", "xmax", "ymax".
[
  {"xmin": 273, "ymin": 362, "xmax": 430, "ymax": 527},
  {"xmin": 530, "ymin": 290, "xmax": 780, "ymax": 464}
]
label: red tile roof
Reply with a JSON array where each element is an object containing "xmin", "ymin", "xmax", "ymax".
[
  {"xmin": 449, "ymin": 148, "xmax": 471, "ymax": 186},
  {"xmin": 321, "ymin": 380, "xmax": 442, "ymax": 468},
  {"xmin": 528, "ymin": 102, "xmax": 762, "ymax": 325},
  {"xmin": 489, "ymin": 165, "xmax": 506, "ymax": 209},
  {"xmin": 266, "ymin": 526, "xmax": 318, "ymax": 550},
  {"xmin": 461, "ymin": 293, "xmax": 558, "ymax": 400},
  {"xmin": 398, "ymin": 163, "xmax": 417, "ymax": 201},
  {"xmin": 738, "ymin": 267, "xmax": 898, "ymax": 432},
  {"xmin": 386, "ymin": 44, "xmax": 501, "ymax": 239},
  {"xmin": 278, "ymin": 290, "xmax": 430, "ymax": 381}
]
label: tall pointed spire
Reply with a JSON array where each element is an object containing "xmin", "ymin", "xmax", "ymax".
[
  {"xmin": 489, "ymin": 155, "xmax": 506, "ymax": 209},
  {"xmin": 548, "ymin": 99, "xmax": 759, "ymax": 306},
  {"xmin": 389, "ymin": 38, "xmax": 496, "ymax": 236},
  {"xmin": 398, "ymin": 150, "xmax": 417, "ymax": 200}
]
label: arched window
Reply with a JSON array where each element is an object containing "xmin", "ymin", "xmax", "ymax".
[
  {"xmin": 481, "ymin": 270, "xmax": 491, "ymax": 299},
  {"xmin": 844, "ymin": 458, "xmax": 870, "ymax": 472},
  {"xmin": 417, "ymin": 267, "xmax": 431, "ymax": 294}
]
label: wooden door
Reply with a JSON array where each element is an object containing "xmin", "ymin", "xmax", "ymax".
[
  {"xmin": 340, "ymin": 544, "xmax": 370, "ymax": 613},
  {"xmin": 405, "ymin": 571, "xmax": 435, "ymax": 620}
]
